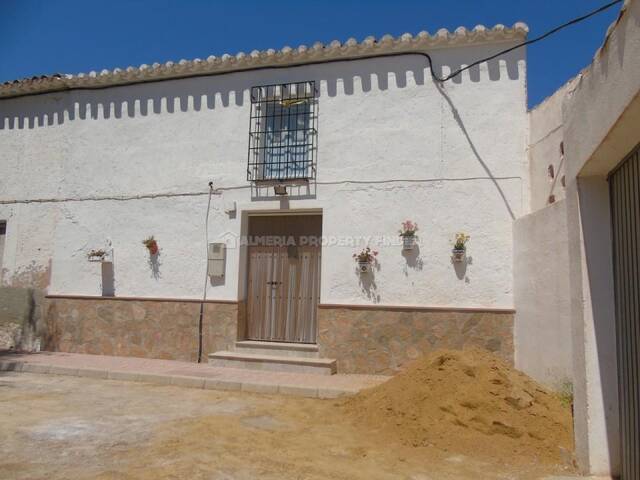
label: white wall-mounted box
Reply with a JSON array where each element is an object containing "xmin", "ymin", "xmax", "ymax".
[
  {"xmin": 208, "ymin": 242, "xmax": 225, "ymax": 277},
  {"xmin": 223, "ymin": 200, "xmax": 236, "ymax": 214}
]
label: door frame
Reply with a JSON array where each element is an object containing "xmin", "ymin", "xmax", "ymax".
[{"xmin": 238, "ymin": 209, "xmax": 323, "ymax": 344}]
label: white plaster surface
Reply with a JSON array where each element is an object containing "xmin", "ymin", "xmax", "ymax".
[
  {"xmin": 528, "ymin": 82, "xmax": 573, "ymax": 212},
  {"xmin": 0, "ymin": 44, "xmax": 527, "ymax": 308},
  {"xmin": 565, "ymin": 178, "xmax": 620, "ymax": 477},
  {"xmin": 563, "ymin": 0, "xmax": 640, "ymax": 180},
  {"xmin": 514, "ymin": 2, "xmax": 640, "ymax": 474},
  {"xmin": 0, "ymin": 203, "xmax": 57, "ymax": 287},
  {"xmin": 513, "ymin": 200, "xmax": 572, "ymax": 387},
  {"xmin": 558, "ymin": 1, "xmax": 640, "ymax": 475}
]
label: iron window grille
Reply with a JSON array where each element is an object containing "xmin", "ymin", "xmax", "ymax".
[{"xmin": 247, "ymin": 81, "xmax": 317, "ymax": 183}]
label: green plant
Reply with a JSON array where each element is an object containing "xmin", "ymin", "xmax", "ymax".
[
  {"xmin": 453, "ymin": 232, "xmax": 470, "ymax": 251},
  {"xmin": 557, "ymin": 380, "xmax": 574, "ymax": 409}
]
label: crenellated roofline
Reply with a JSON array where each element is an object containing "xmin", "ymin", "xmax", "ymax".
[{"xmin": 0, "ymin": 23, "xmax": 528, "ymax": 99}]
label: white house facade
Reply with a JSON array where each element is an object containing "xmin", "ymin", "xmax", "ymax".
[
  {"xmin": 2, "ymin": 7, "xmax": 639, "ymax": 477},
  {"xmin": 0, "ymin": 25, "xmax": 527, "ymax": 374}
]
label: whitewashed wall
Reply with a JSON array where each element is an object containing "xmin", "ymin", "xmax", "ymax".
[
  {"xmin": 561, "ymin": 0, "xmax": 640, "ymax": 475},
  {"xmin": 514, "ymin": 86, "xmax": 574, "ymax": 390},
  {"xmin": 528, "ymin": 81, "xmax": 572, "ymax": 212},
  {"xmin": 513, "ymin": 200, "xmax": 572, "ymax": 387},
  {"xmin": 0, "ymin": 42, "xmax": 527, "ymax": 308}
]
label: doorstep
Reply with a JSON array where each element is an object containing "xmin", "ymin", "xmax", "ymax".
[
  {"xmin": 209, "ymin": 350, "xmax": 337, "ymax": 375},
  {"xmin": 0, "ymin": 351, "xmax": 388, "ymax": 399},
  {"xmin": 234, "ymin": 340, "xmax": 320, "ymax": 358}
]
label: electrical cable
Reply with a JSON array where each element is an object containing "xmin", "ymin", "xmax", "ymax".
[
  {"xmin": 187, "ymin": 2, "xmax": 623, "ymax": 359},
  {"xmin": 5, "ymin": 2, "xmax": 620, "ymax": 362},
  {"xmin": 431, "ymin": 0, "xmax": 623, "ymax": 82},
  {"xmin": 1, "ymin": 0, "xmax": 623, "ymax": 100},
  {"xmin": 0, "ymin": 176, "xmax": 526, "ymax": 204},
  {"xmin": 197, "ymin": 181, "xmax": 214, "ymax": 363},
  {"xmin": 434, "ymin": 0, "xmax": 623, "ymax": 82},
  {"xmin": 326, "ymin": 0, "xmax": 625, "ymax": 83}
]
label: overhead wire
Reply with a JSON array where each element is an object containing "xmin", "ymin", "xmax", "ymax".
[
  {"xmin": 0, "ymin": 0, "xmax": 624, "ymax": 101},
  {"xmin": 432, "ymin": 0, "xmax": 623, "ymax": 82}
]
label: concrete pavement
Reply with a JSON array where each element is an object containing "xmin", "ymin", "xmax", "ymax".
[{"xmin": 0, "ymin": 350, "xmax": 388, "ymax": 398}]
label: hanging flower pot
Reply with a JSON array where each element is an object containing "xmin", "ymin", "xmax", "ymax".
[
  {"xmin": 399, "ymin": 220, "xmax": 418, "ymax": 251},
  {"xmin": 142, "ymin": 236, "xmax": 159, "ymax": 255},
  {"xmin": 353, "ymin": 247, "xmax": 378, "ymax": 275},
  {"xmin": 451, "ymin": 232, "xmax": 470, "ymax": 263},
  {"xmin": 452, "ymin": 248, "xmax": 466, "ymax": 262},
  {"xmin": 358, "ymin": 261, "xmax": 371, "ymax": 274},
  {"xmin": 402, "ymin": 235, "xmax": 416, "ymax": 251},
  {"xmin": 87, "ymin": 249, "xmax": 107, "ymax": 263}
]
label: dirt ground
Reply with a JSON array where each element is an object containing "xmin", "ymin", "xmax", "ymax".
[
  {"xmin": 0, "ymin": 371, "xmax": 581, "ymax": 480},
  {"xmin": 344, "ymin": 349, "xmax": 575, "ymax": 467}
]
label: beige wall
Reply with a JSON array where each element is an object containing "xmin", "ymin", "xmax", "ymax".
[
  {"xmin": 513, "ymin": 200, "xmax": 572, "ymax": 387},
  {"xmin": 516, "ymin": 86, "xmax": 575, "ymax": 391},
  {"xmin": 523, "ymin": 0, "xmax": 640, "ymax": 475},
  {"xmin": 566, "ymin": 177, "xmax": 620, "ymax": 476},
  {"xmin": 563, "ymin": 1, "xmax": 640, "ymax": 180},
  {"xmin": 561, "ymin": 0, "xmax": 640, "ymax": 475},
  {"xmin": 528, "ymin": 81, "xmax": 573, "ymax": 212},
  {"xmin": 518, "ymin": 1, "xmax": 640, "ymax": 475}
]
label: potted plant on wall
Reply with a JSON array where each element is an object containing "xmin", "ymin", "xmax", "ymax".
[
  {"xmin": 399, "ymin": 220, "xmax": 418, "ymax": 250},
  {"xmin": 87, "ymin": 249, "xmax": 107, "ymax": 262},
  {"xmin": 142, "ymin": 236, "xmax": 159, "ymax": 255},
  {"xmin": 452, "ymin": 232, "xmax": 470, "ymax": 262},
  {"xmin": 353, "ymin": 247, "xmax": 378, "ymax": 274}
]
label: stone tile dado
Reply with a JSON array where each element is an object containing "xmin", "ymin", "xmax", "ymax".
[
  {"xmin": 44, "ymin": 297, "xmax": 513, "ymax": 375},
  {"xmin": 318, "ymin": 306, "xmax": 513, "ymax": 375},
  {"xmin": 44, "ymin": 297, "xmax": 239, "ymax": 362}
]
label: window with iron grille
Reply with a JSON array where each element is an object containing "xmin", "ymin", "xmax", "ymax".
[{"xmin": 247, "ymin": 81, "xmax": 317, "ymax": 182}]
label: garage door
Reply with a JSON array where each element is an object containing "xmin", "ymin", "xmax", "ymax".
[{"xmin": 609, "ymin": 143, "xmax": 640, "ymax": 479}]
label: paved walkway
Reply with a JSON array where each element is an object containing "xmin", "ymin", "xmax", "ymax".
[{"xmin": 0, "ymin": 351, "xmax": 389, "ymax": 398}]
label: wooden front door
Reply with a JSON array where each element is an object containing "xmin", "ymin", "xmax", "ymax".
[
  {"xmin": 247, "ymin": 245, "xmax": 321, "ymax": 343},
  {"xmin": 246, "ymin": 215, "xmax": 322, "ymax": 344}
]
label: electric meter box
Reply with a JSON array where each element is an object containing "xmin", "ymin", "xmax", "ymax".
[
  {"xmin": 223, "ymin": 200, "xmax": 236, "ymax": 214},
  {"xmin": 208, "ymin": 243, "xmax": 226, "ymax": 277}
]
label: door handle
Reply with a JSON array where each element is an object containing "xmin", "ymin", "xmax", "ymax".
[{"xmin": 266, "ymin": 281, "xmax": 282, "ymax": 286}]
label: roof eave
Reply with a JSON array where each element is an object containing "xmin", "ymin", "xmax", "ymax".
[{"xmin": 0, "ymin": 23, "xmax": 528, "ymax": 99}]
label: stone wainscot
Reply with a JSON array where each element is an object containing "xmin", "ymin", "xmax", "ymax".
[
  {"xmin": 318, "ymin": 304, "xmax": 514, "ymax": 375},
  {"xmin": 43, "ymin": 296, "xmax": 513, "ymax": 374},
  {"xmin": 44, "ymin": 296, "xmax": 242, "ymax": 362}
]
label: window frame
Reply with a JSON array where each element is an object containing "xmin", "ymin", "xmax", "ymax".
[{"xmin": 247, "ymin": 81, "xmax": 318, "ymax": 183}]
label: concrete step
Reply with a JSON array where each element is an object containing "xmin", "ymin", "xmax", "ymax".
[
  {"xmin": 209, "ymin": 351, "xmax": 337, "ymax": 375},
  {"xmin": 234, "ymin": 340, "xmax": 320, "ymax": 358}
]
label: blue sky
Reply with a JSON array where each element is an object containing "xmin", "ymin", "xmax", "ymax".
[{"xmin": 0, "ymin": 0, "xmax": 621, "ymax": 108}]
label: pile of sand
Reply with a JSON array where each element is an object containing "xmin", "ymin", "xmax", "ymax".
[{"xmin": 342, "ymin": 348, "xmax": 574, "ymax": 465}]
